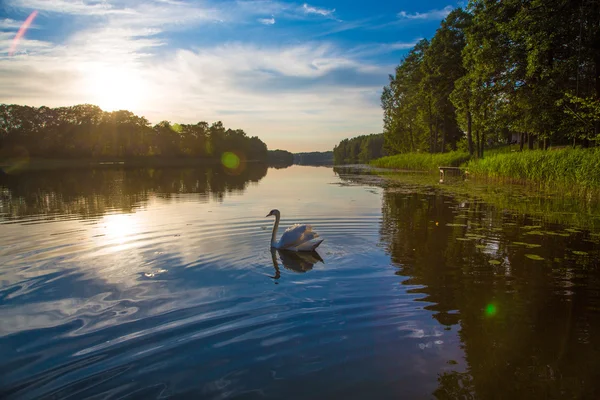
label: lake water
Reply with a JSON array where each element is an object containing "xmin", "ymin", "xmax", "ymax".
[{"xmin": 1, "ymin": 164, "xmax": 600, "ymax": 399}]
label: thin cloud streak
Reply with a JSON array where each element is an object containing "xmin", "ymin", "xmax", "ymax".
[
  {"xmin": 302, "ymin": 3, "xmax": 335, "ymax": 17},
  {"xmin": 258, "ymin": 17, "xmax": 276, "ymax": 25},
  {"xmin": 397, "ymin": 5, "xmax": 453, "ymax": 20}
]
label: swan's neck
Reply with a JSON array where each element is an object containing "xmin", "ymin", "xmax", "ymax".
[{"xmin": 271, "ymin": 214, "xmax": 280, "ymax": 248}]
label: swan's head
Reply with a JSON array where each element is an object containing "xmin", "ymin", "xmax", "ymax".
[{"xmin": 265, "ymin": 209, "xmax": 280, "ymax": 218}]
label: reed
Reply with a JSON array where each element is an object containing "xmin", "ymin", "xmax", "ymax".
[
  {"xmin": 467, "ymin": 148, "xmax": 600, "ymax": 190},
  {"xmin": 371, "ymin": 151, "xmax": 470, "ymax": 171}
]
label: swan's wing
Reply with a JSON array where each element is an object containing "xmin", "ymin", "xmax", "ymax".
[
  {"xmin": 278, "ymin": 224, "xmax": 319, "ymax": 249},
  {"xmin": 288, "ymin": 238, "xmax": 324, "ymax": 252}
]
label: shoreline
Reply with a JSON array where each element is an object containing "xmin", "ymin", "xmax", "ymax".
[
  {"xmin": 334, "ymin": 164, "xmax": 600, "ymax": 230},
  {"xmin": 0, "ymin": 157, "xmax": 276, "ymax": 171}
]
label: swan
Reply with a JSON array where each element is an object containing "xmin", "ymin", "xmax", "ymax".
[{"xmin": 266, "ymin": 209, "xmax": 324, "ymax": 251}]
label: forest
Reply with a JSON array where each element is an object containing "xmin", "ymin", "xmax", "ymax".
[
  {"xmin": 267, "ymin": 149, "xmax": 294, "ymax": 166},
  {"xmin": 381, "ymin": 0, "xmax": 600, "ymax": 157},
  {"xmin": 333, "ymin": 134, "xmax": 384, "ymax": 164},
  {"xmin": 294, "ymin": 151, "xmax": 333, "ymax": 165},
  {"xmin": 0, "ymin": 104, "xmax": 269, "ymax": 161}
]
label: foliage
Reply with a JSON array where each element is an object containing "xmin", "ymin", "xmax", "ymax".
[
  {"xmin": 267, "ymin": 149, "xmax": 294, "ymax": 166},
  {"xmin": 333, "ymin": 133, "xmax": 384, "ymax": 164},
  {"xmin": 293, "ymin": 151, "xmax": 333, "ymax": 165},
  {"xmin": 381, "ymin": 1, "xmax": 600, "ymax": 157},
  {"xmin": 467, "ymin": 148, "xmax": 600, "ymax": 189},
  {"xmin": 371, "ymin": 151, "xmax": 470, "ymax": 171},
  {"xmin": 0, "ymin": 104, "xmax": 269, "ymax": 162},
  {"xmin": 382, "ymin": 9, "xmax": 471, "ymax": 155}
]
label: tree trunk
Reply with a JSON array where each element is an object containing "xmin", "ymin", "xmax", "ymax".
[
  {"xmin": 441, "ymin": 121, "xmax": 446, "ymax": 153},
  {"xmin": 519, "ymin": 132, "xmax": 525, "ymax": 151},
  {"xmin": 594, "ymin": 38, "xmax": 600, "ymax": 145},
  {"xmin": 475, "ymin": 129, "xmax": 481, "ymax": 158},
  {"xmin": 467, "ymin": 111, "xmax": 474, "ymax": 156},
  {"xmin": 480, "ymin": 130, "xmax": 485, "ymax": 159},
  {"xmin": 583, "ymin": 137, "xmax": 590, "ymax": 148},
  {"xmin": 528, "ymin": 133, "xmax": 534, "ymax": 150},
  {"xmin": 434, "ymin": 116, "xmax": 439, "ymax": 153},
  {"xmin": 429, "ymin": 103, "xmax": 434, "ymax": 153}
]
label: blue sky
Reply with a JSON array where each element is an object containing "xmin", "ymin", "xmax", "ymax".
[{"xmin": 0, "ymin": 0, "xmax": 459, "ymax": 152}]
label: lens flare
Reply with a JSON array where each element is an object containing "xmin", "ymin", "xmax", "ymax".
[
  {"xmin": 221, "ymin": 152, "xmax": 241, "ymax": 170},
  {"xmin": 485, "ymin": 303, "xmax": 497, "ymax": 317},
  {"xmin": 9, "ymin": 10, "xmax": 38, "ymax": 56}
]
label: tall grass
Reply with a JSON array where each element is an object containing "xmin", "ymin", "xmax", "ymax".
[
  {"xmin": 371, "ymin": 151, "xmax": 470, "ymax": 171},
  {"xmin": 467, "ymin": 148, "xmax": 600, "ymax": 189}
]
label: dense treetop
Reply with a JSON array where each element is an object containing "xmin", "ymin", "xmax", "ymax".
[
  {"xmin": 333, "ymin": 134, "xmax": 384, "ymax": 164},
  {"xmin": 382, "ymin": 1, "xmax": 600, "ymax": 157}
]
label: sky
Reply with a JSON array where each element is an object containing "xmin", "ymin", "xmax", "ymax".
[{"xmin": 0, "ymin": 0, "xmax": 459, "ymax": 152}]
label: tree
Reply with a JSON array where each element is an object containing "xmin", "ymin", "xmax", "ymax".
[{"xmin": 0, "ymin": 104, "xmax": 273, "ymax": 163}]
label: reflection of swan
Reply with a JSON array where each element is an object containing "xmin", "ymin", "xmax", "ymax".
[
  {"xmin": 270, "ymin": 248, "xmax": 324, "ymax": 279},
  {"xmin": 266, "ymin": 209, "xmax": 323, "ymax": 251}
]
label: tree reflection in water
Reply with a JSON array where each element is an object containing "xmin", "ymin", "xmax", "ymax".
[
  {"xmin": 0, "ymin": 163, "xmax": 269, "ymax": 221},
  {"xmin": 379, "ymin": 187, "xmax": 600, "ymax": 399}
]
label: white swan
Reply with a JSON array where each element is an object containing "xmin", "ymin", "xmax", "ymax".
[{"xmin": 266, "ymin": 209, "xmax": 324, "ymax": 251}]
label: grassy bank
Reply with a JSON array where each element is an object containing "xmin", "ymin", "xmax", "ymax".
[
  {"xmin": 467, "ymin": 148, "xmax": 600, "ymax": 190},
  {"xmin": 370, "ymin": 151, "xmax": 470, "ymax": 171}
]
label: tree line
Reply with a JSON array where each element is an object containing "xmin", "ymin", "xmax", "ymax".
[
  {"xmin": 0, "ymin": 104, "xmax": 269, "ymax": 161},
  {"xmin": 382, "ymin": 1, "xmax": 600, "ymax": 158},
  {"xmin": 267, "ymin": 149, "xmax": 294, "ymax": 166},
  {"xmin": 333, "ymin": 134, "xmax": 384, "ymax": 164},
  {"xmin": 294, "ymin": 151, "xmax": 333, "ymax": 165}
]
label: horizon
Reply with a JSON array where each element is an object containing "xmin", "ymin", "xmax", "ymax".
[{"xmin": 1, "ymin": 0, "xmax": 457, "ymax": 152}]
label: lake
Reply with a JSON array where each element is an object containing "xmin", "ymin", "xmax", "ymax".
[{"xmin": 1, "ymin": 164, "xmax": 600, "ymax": 399}]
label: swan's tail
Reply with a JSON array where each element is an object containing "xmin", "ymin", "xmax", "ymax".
[{"xmin": 292, "ymin": 238, "xmax": 324, "ymax": 252}]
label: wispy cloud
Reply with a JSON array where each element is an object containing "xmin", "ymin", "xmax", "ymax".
[
  {"xmin": 258, "ymin": 17, "xmax": 275, "ymax": 25},
  {"xmin": 348, "ymin": 40, "xmax": 421, "ymax": 58},
  {"xmin": 1, "ymin": 18, "xmax": 31, "ymax": 30},
  {"xmin": 302, "ymin": 3, "xmax": 335, "ymax": 17},
  {"xmin": 1, "ymin": 0, "xmax": 391, "ymax": 151},
  {"xmin": 0, "ymin": 36, "xmax": 385, "ymax": 150},
  {"xmin": 10, "ymin": 0, "xmax": 135, "ymax": 16},
  {"xmin": 397, "ymin": 6, "xmax": 453, "ymax": 20}
]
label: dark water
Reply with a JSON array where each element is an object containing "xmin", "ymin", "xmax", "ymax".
[{"xmin": 1, "ymin": 164, "xmax": 600, "ymax": 399}]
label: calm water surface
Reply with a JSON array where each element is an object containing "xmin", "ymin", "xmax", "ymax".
[{"xmin": 1, "ymin": 165, "xmax": 600, "ymax": 399}]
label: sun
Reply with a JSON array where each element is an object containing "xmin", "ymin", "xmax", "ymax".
[{"xmin": 83, "ymin": 65, "xmax": 148, "ymax": 111}]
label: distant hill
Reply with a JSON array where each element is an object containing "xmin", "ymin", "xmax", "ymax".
[
  {"xmin": 293, "ymin": 151, "xmax": 334, "ymax": 165},
  {"xmin": 268, "ymin": 149, "xmax": 294, "ymax": 166}
]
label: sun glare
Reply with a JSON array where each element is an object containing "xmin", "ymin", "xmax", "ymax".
[
  {"xmin": 84, "ymin": 66, "xmax": 147, "ymax": 111},
  {"xmin": 102, "ymin": 213, "xmax": 139, "ymax": 245}
]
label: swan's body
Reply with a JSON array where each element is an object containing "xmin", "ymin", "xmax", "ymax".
[{"xmin": 266, "ymin": 209, "xmax": 324, "ymax": 252}]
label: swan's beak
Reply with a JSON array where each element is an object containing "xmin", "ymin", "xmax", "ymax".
[{"xmin": 265, "ymin": 213, "xmax": 271, "ymax": 217}]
